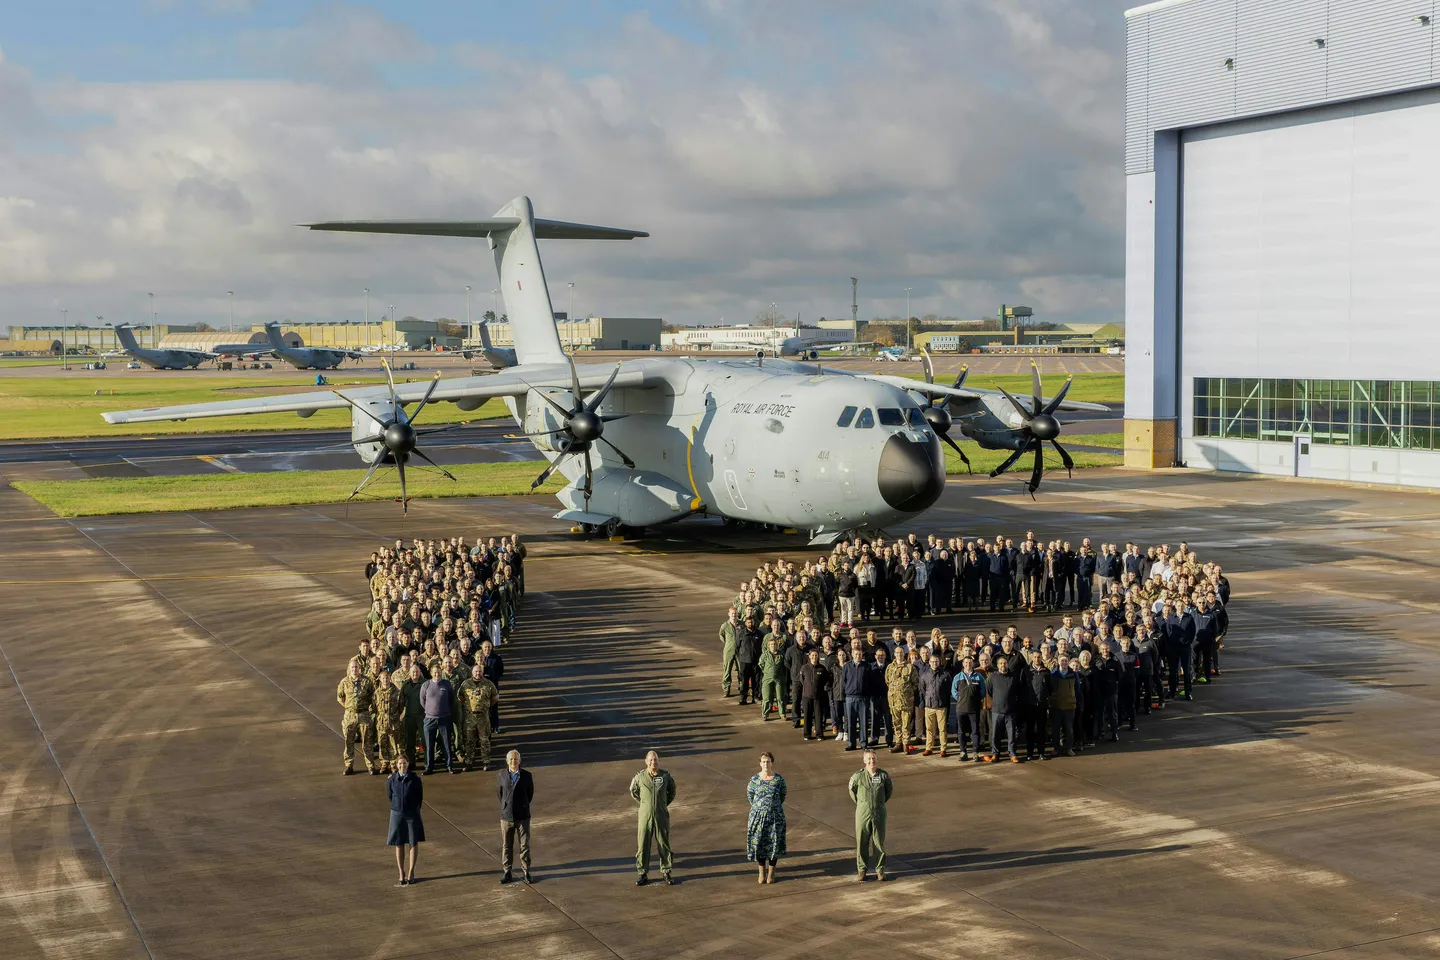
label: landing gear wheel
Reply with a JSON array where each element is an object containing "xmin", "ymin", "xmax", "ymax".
[
  {"xmin": 577, "ymin": 522, "xmax": 595, "ymax": 537},
  {"xmin": 604, "ymin": 518, "xmax": 623, "ymax": 538}
]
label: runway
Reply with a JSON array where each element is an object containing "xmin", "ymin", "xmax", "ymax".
[{"xmin": 4, "ymin": 468, "xmax": 1440, "ymax": 959}]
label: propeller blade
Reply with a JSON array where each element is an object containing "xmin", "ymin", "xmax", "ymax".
[
  {"xmin": 396, "ymin": 457, "xmax": 409, "ymax": 514},
  {"xmin": 997, "ymin": 386, "xmax": 1032, "ymax": 423},
  {"xmin": 1027, "ymin": 439, "xmax": 1044, "ymax": 498},
  {"xmin": 1051, "ymin": 439, "xmax": 1075, "ymax": 475},
  {"xmin": 347, "ymin": 455, "xmax": 389, "ymax": 501},
  {"xmin": 381, "ymin": 357, "xmax": 398, "ymax": 409},
  {"xmin": 921, "ymin": 348, "xmax": 935, "ymax": 385},
  {"xmin": 942, "ymin": 434, "xmax": 972, "ymax": 474},
  {"xmin": 413, "ymin": 422, "xmax": 474, "ymax": 437},
  {"xmin": 952, "ymin": 364, "xmax": 968, "ymax": 391},
  {"xmin": 584, "ymin": 363, "xmax": 623, "ymax": 413},
  {"xmin": 411, "ymin": 447, "xmax": 457, "ymax": 482},
  {"xmin": 520, "ymin": 427, "xmax": 569, "ymax": 438},
  {"xmin": 312, "ymin": 433, "xmax": 382, "ymax": 451},
  {"xmin": 600, "ymin": 414, "xmax": 629, "ymax": 423},
  {"xmin": 1030, "ymin": 362, "xmax": 1043, "ymax": 418},
  {"xmin": 568, "ymin": 354, "xmax": 584, "ymax": 414},
  {"xmin": 988, "ymin": 445, "xmax": 1028, "ymax": 478},
  {"xmin": 1041, "ymin": 376, "xmax": 1074, "ymax": 416},
  {"xmin": 599, "ymin": 435, "xmax": 637, "ymax": 468},
  {"xmin": 331, "ymin": 391, "xmax": 388, "ymax": 430},
  {"xmin": 531, "ymin": 441, "xmax": 572, "ymax": 489},
  {"xmin": 406, "ymin": 372, "xmax": 443, "ymax": 424},
  {"xmin": 582, "ymin": 447, "xmax": 594, "ymax": 509}
]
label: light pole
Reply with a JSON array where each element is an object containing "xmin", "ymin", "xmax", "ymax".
[
  {"xmin": 363, "ymin": 288, "xmax": 370, "ymax": 347},
  {"xmin": 227, "ymin": 290, "xmax": 234, "ymax": 332},
  {"xmin": 61, "ymin": 307, "xmax": 68, "ymax": 370},
  {"xmin": 148, "ymin": 292, "xmax": 155, "ymax": 347},
  {"xmin": 490, "ymin": 287, "xmax": 499, "ymax": 320},
  {"xmin": 904, "ymin": 287, "xmax": 913, "ymax": 352},
  {"xmin": 567, "ymin": 281, "xmax": 575, "ymax": 355},
  {"xmin": 465, "ymin": 285, "xmax": 472, "ymax": 344},
  {"xmin": 389, "ymin": 304, "xmax": 396, "ymax": 365},
  {"xmin": 97, "ymin": 317, "xmax": 105, "ymax": 356}
]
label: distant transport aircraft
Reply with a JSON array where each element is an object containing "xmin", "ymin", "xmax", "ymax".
[
  {"xmin": 113, "ymin": 325, "xmax": 218, "ymax": 370},
  {"xmin": 263, "ymin": 322, "xmax": 362, "ymax": 370},
  {"xmin": 103, "ymin": 196, "xmax": 1105, "ymax": 537}
]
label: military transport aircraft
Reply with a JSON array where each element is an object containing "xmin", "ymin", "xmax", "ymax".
[
  {"xmin": 263, "ymin": 321, "xmax": 362, "ymax": 369},
  {"xmin": 102, "ymin": 196, "xmax": 1105, "ymax": 539},
  {"xmin": 113, "ymin": 325, "xmax": 219, "ymax": 370}
]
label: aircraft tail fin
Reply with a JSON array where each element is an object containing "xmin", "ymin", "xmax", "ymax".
[
  {"xmin": 264, "ymin": 322, "xmax": 288, "ymax": 351},
  {"xmin": 114, "ymin": 325, "xmax": 141, "ymax": 353},
  {"xmin": 304, "ymin": 197, "xmax": 646, "ymax": 366}
]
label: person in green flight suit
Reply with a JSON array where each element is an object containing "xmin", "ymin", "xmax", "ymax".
[
  {"xmin": 719, "ymin": 607, "xmax": 741, "ymax": 699},
  {"xmin": 629, "ymin": 749, "xmax": 677, "ymax": 886},
  {"xmin": 847, "ymin": 748, "xmax": 894, "ymax": 882}
]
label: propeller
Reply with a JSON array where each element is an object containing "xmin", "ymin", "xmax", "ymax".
[
  {"xmin": 331, "ymin": 360, "xmax": 457, "ymax": 513},
  {"xmin": 525, "ymin": 356, "xmax": 634, "ymax": 509},
  {"xmin": 917, "ymin": 350, "xmax": 972, "ymax": 473},
  {"xmin": 988, "ymin": 361, "xmax": 1075, "ymax": 497}
]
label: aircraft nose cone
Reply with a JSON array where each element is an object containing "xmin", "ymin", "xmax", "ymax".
[{"xmin": 877, "ymin": 433, "xmax": 946, "ymax": 512}]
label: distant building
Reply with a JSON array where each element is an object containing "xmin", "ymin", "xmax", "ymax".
[
  {"xmin": 480, "ymin": 317, "xmax": 661, "ymax": 351},
  {"xmin": 660, "ymin": 325, "xmax": 850, "ymax": 351}
]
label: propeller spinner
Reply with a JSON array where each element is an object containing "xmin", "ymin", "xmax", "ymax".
[
  {"xmin": 331, "ymin": 360, "xmax": 458, "ymax": 513},
  {"xmin": 989, "ymin": 361, "xmax": 1076, "ymax": 497},
  {"xmin": 918, "ymin": 350, "xmax": 972, "ymax": 474},
  {"xmin": 524, "ymin": 356, "xmax": 635, "ymax": 509}
]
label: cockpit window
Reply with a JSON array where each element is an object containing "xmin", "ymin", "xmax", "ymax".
[
  {"xmin": 877, "ymin": 408, "xmax": 905, "ymax": 427},
  {"xmin": 906, "ymin": 407, "xmax": 927, "ymax": 428},
  {"xmin": 836, "ymin": 406, "xmax": 857, "ymax": 428},
  {"xmin": 855, "ymin": 408, "xmax": 875, "ymax": 429}
]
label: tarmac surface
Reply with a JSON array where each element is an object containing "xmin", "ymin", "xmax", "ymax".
[{"xmin": 5, "ymin": 467, "xmax": 1440, "ymax": 959}]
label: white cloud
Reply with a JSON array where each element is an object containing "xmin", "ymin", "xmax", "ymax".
[{"xmin": 0, "ymin": 1, "xmax": 1131, "ymax": 331}]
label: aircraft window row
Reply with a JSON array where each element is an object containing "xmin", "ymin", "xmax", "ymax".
[
  {"xmin": 836, "ymin": 406, "xmax": 857, "ymax": 427},
  {"xmin": 856, "ymin": 409, "xmax": 875, "ymax": 428},
  {"xmin": 878, "ymin": 408, "xmax": 905, "ymax": 427}
]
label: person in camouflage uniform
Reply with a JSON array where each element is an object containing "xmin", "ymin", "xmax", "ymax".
[
  {"xmin": 457, "ymin": 663, "xmax": 498, "ymax": 771},
  {"xmin": 337, "ymin": 660, "xmax": 380, "ymax": 775},
  {"xmin": 374, "ymin": 669, "xmax": 404, "ymax": 773},
  {"xmin": 885, "ymin": 653, "xmax": 919, "ymax": 755}
]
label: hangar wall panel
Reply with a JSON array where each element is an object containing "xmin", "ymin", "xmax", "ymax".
[
  {"xmin": 1326, "ymin": 0, "xmax": 1437, "ymax": 101},
  {"xmin": 1235, "ymin": 0, "xmax": 1328, "ymax": 115},
  {"xmin": 1126, "ymin": 16, "xmax": 1151, "ymax": 174},
  {"xmin": 1146, "ymin": 1, "xmax": 1237, "ymax": 140}
]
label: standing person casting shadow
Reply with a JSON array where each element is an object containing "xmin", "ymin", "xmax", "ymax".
[
  {"xmin": 386, "ymin": 754, "xmax": 424, "ymax": 885},
  {"xmin": 746, "ymin": 751, "xmax": 787, "ymax": 884}
]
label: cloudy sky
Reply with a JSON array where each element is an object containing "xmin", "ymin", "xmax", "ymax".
[{"xmin": 1, "ymin": 0, "xmax": 1133, "ymax": 335}]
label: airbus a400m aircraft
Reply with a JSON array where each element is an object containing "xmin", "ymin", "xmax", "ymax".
[{"xmin": 103, "ymin": 197, "xmax": 1105, "ymax": 540}]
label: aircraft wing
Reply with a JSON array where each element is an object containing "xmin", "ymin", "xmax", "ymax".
[
  {"xmin": 101, "ymin": 363, "xmax": 659, "ymax": 424},
  {"xmin": 859, "ymin": 374, "xmax": 1111, "ymax": 413}
]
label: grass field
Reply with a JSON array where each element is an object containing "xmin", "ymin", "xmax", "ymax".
[
  {"xmin": 1063, "ymin": 431, "xmax": 1122, "ymax": 449},
  {"xmin": 0, "ymin": 375, "xmax": 510, "ymax": 440},
  {"xmin": 12, "ymin": 461, "xmax": 567, "ymax": 517}
]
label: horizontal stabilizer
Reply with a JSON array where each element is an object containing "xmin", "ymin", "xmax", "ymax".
[{"xmin": 303, "ymin": 218, "xmax": 647, "ymax": 240}]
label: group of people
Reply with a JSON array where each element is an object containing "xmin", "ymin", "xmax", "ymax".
[
  {"xmin": 719, "ymin": 530, "xmax": 1232, "ymax": 761},
  {"xmin": 338, "ymin": 534, "xmax": 525, "ymax": 779},
  {"xmin": 385, "ymin": 745, "xmax": 894, "ymax": 887}
]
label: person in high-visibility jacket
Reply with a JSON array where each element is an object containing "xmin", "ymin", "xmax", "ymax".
[
  {"xmin": 847, "ymin": 748, "xmax": 894, "ymax": 881},
  {"xmin": 629, "ymin": 749, "xmax": 677, "ymax": 885}
]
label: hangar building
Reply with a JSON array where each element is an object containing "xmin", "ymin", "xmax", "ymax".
[{"xmin": 1125, "ymin": 0, "xmax": 1440, "ymax": 487}]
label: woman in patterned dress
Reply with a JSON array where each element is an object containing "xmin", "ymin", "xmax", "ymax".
[{"xmin": 746, "ymin": 752, "xmax": 787, "ymax": 884}]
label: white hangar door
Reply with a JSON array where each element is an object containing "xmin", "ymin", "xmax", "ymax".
[{"xmin": 1179, "ymin": 94, "xmax": 1440, "ymax": 475}]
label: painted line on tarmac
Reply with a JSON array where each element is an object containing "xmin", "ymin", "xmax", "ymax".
[{"xmin": 198, "ymin": 454, "xmax": 242, "ymax": 473}]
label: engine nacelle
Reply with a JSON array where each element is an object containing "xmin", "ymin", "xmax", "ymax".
[{"xmin": 351, "ymin": 398, "xmax": 399, "ymax": 463}]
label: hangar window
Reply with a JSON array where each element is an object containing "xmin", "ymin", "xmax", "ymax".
[
  {"xmin": 836, "ymin": 406, "xmax": 857, "ymax": 427},
  {"xmin": 855, "ymin": 408, "xmax": 875, "ymax": 429},
  {"xmin": 877, "ymin": 408, "xmax": 905, "ymax": 427},
  {"xmin": 1193, "ymin": 378, "xmax": 1440, "ymax": 450}
]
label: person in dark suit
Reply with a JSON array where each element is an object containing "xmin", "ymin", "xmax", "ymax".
[
  {"xmin": 387, "ymin": 753, "xmax": 424, "ymax": 885},
  {"xmin": 497, "ymin": 749, "xmax": 535, "ymax": 884}
]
